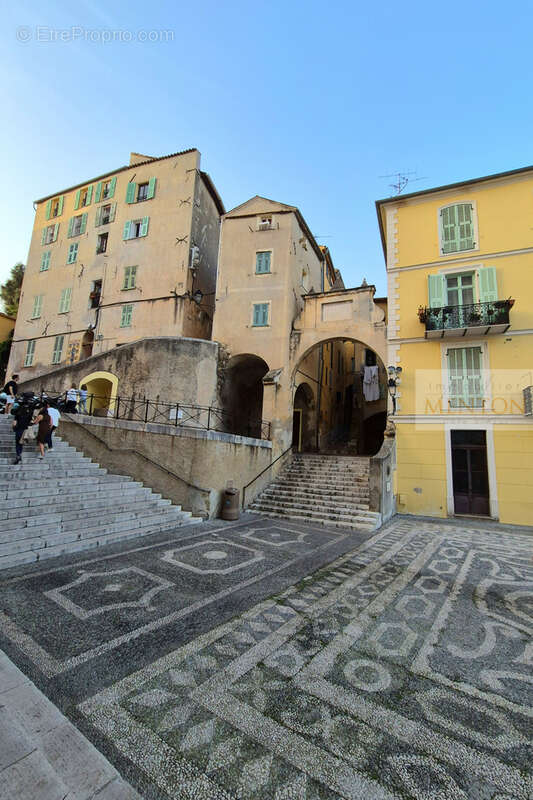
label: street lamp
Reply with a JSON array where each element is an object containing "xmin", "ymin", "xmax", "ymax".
[{"xmin": 387, "ymin": 366, "xmax": 402, "ymax": 414}]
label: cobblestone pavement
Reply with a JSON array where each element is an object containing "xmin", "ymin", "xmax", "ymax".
[{"xmin": 1, "ymin": 515, "xmax": 532, "ymax": 799}]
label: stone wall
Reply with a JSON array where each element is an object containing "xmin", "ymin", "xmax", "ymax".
[{"xmin": 59, "ymin": 414, "xmax": 272, "ymax": 519}]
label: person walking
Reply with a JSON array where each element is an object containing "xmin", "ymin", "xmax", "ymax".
[
  {"xmin": 12, "ymin": 400, "xmax": 33, "ymax": 465},
  {"xmin": 46, "ymin": 403, "xmax": 61, "ymax": 450},
  {"xmin": 78, "ymin": 384, "xmax": 88, "ymax": 414},
  {"xmin": 3, "ymin": 374, "xmax": 19, "ymax": 414},
  {"xmin": 65, "ymin": 385, "xmax": 78, "ymax": 413},
  {"xmin": 32, "ymin": 405, "xmax": 52, "ymax": 460}
]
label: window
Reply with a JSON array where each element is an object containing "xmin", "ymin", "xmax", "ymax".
[
  {"xmin": 45, "ymin": 196, "xmax": 64, "ymax": 219},
  {"xmin": 31, "ymin": 295, "xmax": 43, "ymax": 318},
  {"xmin": 95, "ymin": 203, "xmax": 116, "ymax": 226},
  {"xmin": 40, "ymin": 251, "xmax": 51, "ymax": 271},
  {"xmin": 257, "ymin": 215, "xmax": 273, "ymax": 230},
  {"xmin": 42, "ymin": 223, "xmax": 59, "ymax": 245},
  {"xmin": 447, "ymin": 347, "xmax": 483, "ymax": 409},
  {"xmin": 24, "ymin": 340, "xmax": 35, "ymax": 367},
  {"xmin": 126, "ymin": 178, "xmax": 156, "ymax": 204},
  {"xmin": 75, "ymin": 185, "xmax": 93, "ymax": 209},
  {"xmin": 123, "ymin": 217, "xmax": 149, "ymax": 239},
  {"xmin": 90, "ymin": 280, "xmax": 102, "ymax": 309},
  {"xmin": 428, "ymin": 267, "xmax": 498, "ymax": 309},
  {"xmin": 52, "ymin": 335, "xmax": 64, "ymax": 365},
  {"xmin": 447, "ymin": 272, "xmax": 475, "ymax": 306},
  {"xmin": 59, "ymin": 288, "xmax": 72, "ymax": 314},
  {"xmin": 252, "ymin": 303, "xmax": 269, "ymax": 327},
  {"xmin": 95, "ymin": 177, "xmax": 116, "ymax": 202},
  {"xmin": 123, "ymin": 266, "xmax": 137, "ymax": 290},
  {"xmin": 440, "ymin": 203, "xmax": 475, "ymax": 254},
  {"xmin": 255, "ymin": 251, "xmax": 271, "ymax": 274},
  {"xmin": 120, "ymin": 304, "xmax": 133, "ymax": 327},
  {"xmin": 67, "ymin": 243, "xmax": 78, "ymax": 264},
  {"xmin": 96, "ymin": 232, "xmax": 108, "ymax": 254},
  {"xmin": 68, "ymin": 213, "xmax": 88, "ymax": 237}
]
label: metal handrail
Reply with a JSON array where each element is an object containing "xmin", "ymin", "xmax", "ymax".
[
  {"xmin": 242, "ymin": 445, "xmax": 293, "ymax": 509},
  {"xmin": 420, "ymin": 298, "xmax": 514, "ymax": 331}
]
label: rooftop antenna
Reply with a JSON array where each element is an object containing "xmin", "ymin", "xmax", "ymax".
[{"xmin": 380, "ymin": 171, "xmax": 428, "ymax": 195}]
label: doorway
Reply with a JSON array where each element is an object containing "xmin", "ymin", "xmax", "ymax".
[
  {"xmin": 292, "ymin": 409, "xmax": 302, "ymax": 450},
  {"xmin": 451, "ymin": 429, "xmax": 490, "ymax": 516}
]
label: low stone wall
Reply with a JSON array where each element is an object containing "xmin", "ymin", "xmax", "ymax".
[
  {"xmin": 59, "ymin": 414, "xmax": 272, "ymax": 519},
  {"xmin": 369, "ymin": 435, "xmax": 396, "ymax": 523}
]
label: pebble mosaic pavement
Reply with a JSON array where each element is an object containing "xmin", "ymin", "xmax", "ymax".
[{"xmin": 0, "ymin": 514, "xmax": 532, "ymax": 799}]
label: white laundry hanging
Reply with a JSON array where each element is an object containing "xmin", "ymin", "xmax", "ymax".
[{"xmin": 363, "ymin": 365, "xmax": 380, "ymax": 402}]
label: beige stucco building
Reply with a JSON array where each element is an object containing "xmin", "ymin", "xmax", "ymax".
[{"xmin": 8, "ymin": 149, "xmax": 223, "ymax": 385}]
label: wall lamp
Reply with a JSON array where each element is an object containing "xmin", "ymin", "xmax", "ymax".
[{"xmin": 387, "ymin": 365, "xmax": 402, "ymax": 414}]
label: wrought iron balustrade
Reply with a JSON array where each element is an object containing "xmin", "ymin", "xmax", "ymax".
[{"xmin": 418, "ymin": 299, "xmax": 513, "ymax": 335}]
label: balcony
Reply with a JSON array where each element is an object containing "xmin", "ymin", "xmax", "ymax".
[{"xmin": 418, "ymin": 299, "xmax": 514, "ymax": 339}]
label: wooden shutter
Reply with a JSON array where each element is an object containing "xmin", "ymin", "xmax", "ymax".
[
  {"xmin": 74, "ymin": 190, "xmax": 81, "ymax": 210},
  {"xmin": 45, "ymin": 200, "xmax": 52, "ymax": 220},
  {"xmin": 478, "ymin": 266, "xmax": 498, "ymax": 303},
  {"xmin": 67, "ymin": 243, "xmax": 78, "ymax": 264},
  {"xmin": 109, "ymin": 202, "xmax": 117, "ymax": 223},
  {"xmin": 58, "ymin": 195, "xmax": 64, "ymax": 216},
  {"xmin": 428, "ymin": 274, "xmax": 445, "ymax": 308},
  {"xmin": 465, "ymin": 347, "xmax": 483, "ymax": 408},
  {"xmin": 80, "ymin": 213, "xmax": 88, "ymax": 234},
  {"xmin": 256, "ymin": 252, "xmax": 271, "ymax": 273},
  {"xmin": 147, "ymin": 177, "xmax": 156, "ymax": 199},
  {"xmin": 68, "ymin": 217, "xmax": 74, "ymax": 237},
  {"xmin": 448, "ymin": 347, "xmax": 483, "ymax": 409},
  {"xmin": 40, "ymin": 252, "xmax": 50, "ymax": 271},
  {"xmin": 457, "ymin": 203, "xmax": 474, "ymax": 250},
  {"xmin": 140, "ymin": 216, "xmax": 149, "ymax": 237},
  {"xmin": 24, "ymin": 340, "xmax": 35, "ymax": 367},
  {"xmin": 52, "ymin": 335, "xmax": 64, "ymax": 364},
  {"xmin": 121, "ymin": 304, "xmax": 133, "ymax": 327},
  {"xmin": 52, "ymin": 223, "xmax": 59, "ymax": 242},
  {"xmin": 86, "ymin": 185, "xmax": 93, "ymax": 205},
  {"xmin": 95, "ymin": 182, "xmax": 102, "ymax": 203},
  {"xmin": 109, "ymin": 177, "xmax": 117, "ymax": 198},
  {"xmin": 441, "ymin": 206, "xmax": 458, "ymax": 254},
  {"xmin": 41, "ymin": 228, "xmax": 47, "ymax": 245},
  {"xmin": 126, "ymin": 182, "xmax": 136, "ymax": 203},
  {"xmin": 32, "ymin": 295, "xmax": 43, "ymax": 318},
  {"xmin": 59, "ymin": 288, "xmax": 72, "ymax": 313},
  {"xmin": 95, "ymin": 207, "xmax": 102, "ymax": 227},
  {"xmin": 123, "ymin": 221, "xmax": 131, "ymax": 240}
]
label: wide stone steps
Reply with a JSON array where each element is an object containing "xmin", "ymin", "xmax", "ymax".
[
  {"xmin": 249, "ymin": 453, "xmax": 380, "ymax": 532},
  {"xmin": 0, "ymin": 417, "xmax": 202, "ymax": 569}
]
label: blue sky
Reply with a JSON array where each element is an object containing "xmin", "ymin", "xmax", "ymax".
[{"xmin": 1, "ymin": 0, "xmax": 532, "ymax": 298}]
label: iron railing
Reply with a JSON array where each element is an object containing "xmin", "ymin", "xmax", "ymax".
[
  {"xmin": 419, "ymin": 299, "xmax": 513, "ymax": 333},
  {"xmin": 39, "ymin": 390, "xmax": 272, "ymax": 441},
  {"xmin": 242, "ymin": 445, "xmax": 293, "ymax": 508}
]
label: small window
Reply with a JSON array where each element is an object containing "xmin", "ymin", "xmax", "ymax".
[
  {"xmin": 101, "ymin": 180, "xmax": 113, "ymax": 200},
  {"xmin": 120, "ymin": 304, "xmax": 133, "ymax": 327},
  {"xmin": 96, "ymin": 232, "xmax": 108, "ymax": 254},
  {"xmin": 52, "ymin": 335, "xmax": 64, "ymax": 365},
  {"xmin": 77, "ymin": 186, "xmax": 93, "ymax": 208},
  {"xmin": 31, "ymin": 295, "xmax": 43, "ymax": 319},
  {"xmin": 123, "ymin": 266, "xmax": 137, "ymax": 290},
  {"xmin": 252, "ymin": 303, "xmax": 269, "ymax": 327},
  {"xmin": 255, "ymin": 252, "xmax": 271, "ymax": 274},
  {"xmin": 42, "ymin": 223, "xmax": 58, "ymax": 245},
  {"xmin": 137, "ymin": 183, "xmax": 149, "ymax": 202},
  {"xmin": 67, "ymin": 243, "xmax": 78, "ymax": 264},
  {"xmin": 440, "ymin": 203, "xmax": 475, "ymax": 255},
  {"xmin": 68, "ymin": 213, "xmax": 87, "ymax": 238},
  {"xmin": 24, "ymin": 340, "xmax": 36, "ymax": 367},
  {"xmin": 59, "ymin": 288, "xmax": 72, "ymax": 314},
  {"xmin": 446, "ymin": 272, "xmax": 474, "ymax": 306},
  {"xmin": 89, "ymin": 280, "xmax": 102, "ymax": 309},
  {"xmin": 123, "ymin": 217, "xmax": 149, "ymax": 240},
  {"xmin": 40, "ymin": 251, "xmax": 51, "ymax": 271},
  {"xmin": 257, "ymin": 215, "xmax": 273, "ymax": 230}
]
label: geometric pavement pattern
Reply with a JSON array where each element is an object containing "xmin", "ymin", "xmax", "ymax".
[{"xmin": 79, "ymin": 519, "xmax": 533, "ymax": 799}]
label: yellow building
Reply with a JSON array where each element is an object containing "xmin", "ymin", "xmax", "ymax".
[
  {"xmin": 8, "ymin": 149, "xmax": 224, "ymax": 382},
  {"xmin": 377, "ymin": 165, "xmax": 533, "ymax": 527}
]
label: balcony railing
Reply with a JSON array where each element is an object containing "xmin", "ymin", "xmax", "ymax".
[{"xmin": 418, "ymin": 299, "xmax": 514, "ymax": 338}]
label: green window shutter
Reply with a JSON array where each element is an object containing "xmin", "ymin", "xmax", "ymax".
[
  {"xmin": 253, "ymin": 303, "xmax": 268, "ymax": 326},
  {"xmin": 52, "ymin": 335, "xmax": 64, "ymax": 364},
  {"xmin": 59, "ymin": 288, "xmax": 72, "ymax": 313},
  {"xmin": 95, "ymin": 207, "xmax": 102, "ymax": 227},
  {"xmin": 109, "ymin": 177, "xmax": 117, "ymax": 199},
  {"xmin": 40, "ymin": 251, "xmax": 50, "ymax": 271},
  {"xmin": 147, "ymin": 177, "xmax": 157, "ymax": 199},
  {"xmin": 124, "ymin": 266, "xmax": 137, "ymax": 289},
  {"xmin": 126, "ymin": 183, "xmax": 136, "ymax": 204},
  {"xmin": 478, "ymin": 266, "xmax": 498, "ymax": 303},
  {"xmin": 67, "ymin": 243, "xmax": 78, "ymax": 264},
  {"xmin": 252, "ymin": 305, "xmax": 260, "ymax": 326},
  {"xmin": 45, "ymin": 200, "xmax": 52, "ymax": 220},
  {"xmin": 428, "ymin": 274, "xmax": 445, "ymax": 308},
  {"xmin": 58, "ymin": 195, "xmax": 64, "ymax": 216},
  {"xmin": 95, "ymin": 182, "xmax": 102, "ymax": 203},
  {"xmin": 109, "ymin": 202, "xmax": 117, "ymax": 223},
  {"xmin": 53, "ymin": 223, "xmax": 59, "ymax": 242},
  {"xmin": 123, "ymin": 221, "xmax": 131, "ymax": 240},
  {"xmin": 140, "ymin": 216, "xmax": 149, "ymax": 237},
  {"xmin": 80, "ymin": 213, "xmax": 88, "ymax": 234},
  {"xmin": 86, "ymin": 185, "xmax": 93, "ymax": 205},
  {"xmin": 448, "ymin": 347, "xmax": 483, "ymax": 409},
  {"xmin": 74, "ymin": 189, "xmax": 81, "ymax": 210},
  {"xmin": 120, "ymin": 304, "xmax": 133, "ymax": 327},
  {"xmin": 24, "ymin": 340, "xmax": 35, "ymax": 367},
  {"xmin": 256, "ymin": 252, "xmax": 271, "ymax": 273},
  {"xmin": 457, "ymin": 203, "xmax": 474, "ymax": 250},
  {"xmin": 441, "ymin": 206, "xmax": 458, "ymax": 254},
  {"xmin": 32, "ymin": 295, "xmax": 43, "ymax": 318},
  {"xmin": 68, "ymin": 217, "xmax": 74, "ymax": 237},
  {"xmin": 41, "ymin": 228, "xmax": 47, "ymax": 245}
]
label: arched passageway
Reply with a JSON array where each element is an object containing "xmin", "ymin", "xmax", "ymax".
[
  {"xmin": 221, "ymin": 354, "xmax": 269, "ymax": 438},
  {"xmin": 80, "ymin": 371, "xmax": 118, "ymax": 415},
  {"xmin": 292, "ymin": 382, "xmax": 315, "ymax": 451},
  {"xmin": 293, "ymin": 338, "xmax": 387, "ymax": 455}
]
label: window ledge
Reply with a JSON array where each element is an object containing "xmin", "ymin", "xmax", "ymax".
[{"xmin": 121, "ymin": 287, "xmax": 136, "ymax": 291}]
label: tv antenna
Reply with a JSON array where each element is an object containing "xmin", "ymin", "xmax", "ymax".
[{"xmin": 380, "ymin": 171, "xmax": 428, "ymax": 195}]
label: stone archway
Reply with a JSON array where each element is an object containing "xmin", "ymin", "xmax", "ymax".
[
  {"xmin": 221, "ymin": 354, "xmax": 269, "ymax": 438},
  {"xmin": 80, "ymin": 370, "xmax": 118, "ymax": 416}
]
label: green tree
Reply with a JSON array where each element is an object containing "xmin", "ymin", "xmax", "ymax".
[{"xmin": 1, "ymin": 262, "xmax": 24, "ymax": 317}]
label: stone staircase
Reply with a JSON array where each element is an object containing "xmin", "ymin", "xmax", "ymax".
[
  {"xmin": 0, "ymin": 416, "xmax": 202, "ymax": 570},
  {"xmin": 249, "ymin": 453, "xmax": 381, "ymax": 531}
]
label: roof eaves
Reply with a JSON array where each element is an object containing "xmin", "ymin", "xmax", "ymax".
[{"xmin": 199, "ymin": 171, "xmax": 225, "ymax": 216}]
